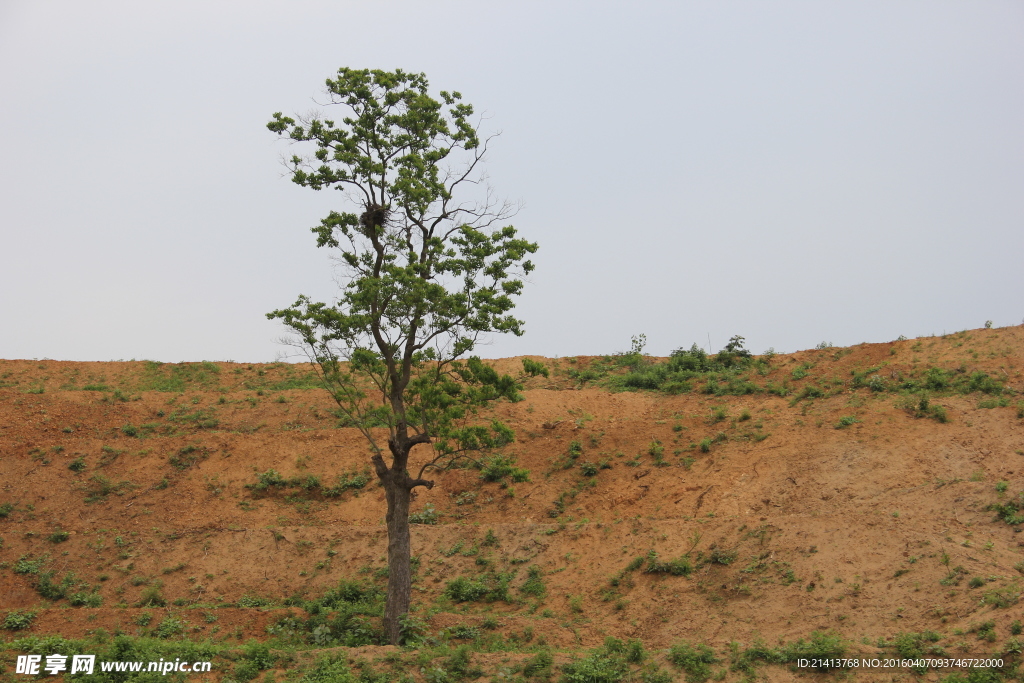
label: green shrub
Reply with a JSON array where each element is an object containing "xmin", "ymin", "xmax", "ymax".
[
  {"xmin": 444, "ymin": 576, "xmax": 490, "ymax": 602},
  {"xmin": 523, "ymin": 358, "xmax": 549, "ymax": 377},
  {"xmin": 776, "ymin": 631, "xmax": 847, "ymax": 669},
  {"xmin": 2, "ymin": 610, "xmax": 37, "ymax": 630},
  {"xmin": 297, "ymin": 654, "xmax": 355, "ymax": 683},
  {"xmin": 667, "ymin": 641, "xmax": 717, "ymax": 683},
  {"xmin": 561, "ymin": 651, "xmax": 629, "ymax": 683},
  {"xmin": 835, "ymin": 415, "xmax": 860, "ymax": 429},
  {"xmin": 447, "ymin": 624, "xmax": 481, "ymax": 640},
  {"xmin": 137, "ymin": 586, "xmax": 166, "ymax": 607},
  {"xmin": 169, "ymin": 444, "xmax": 207, "ymax": 469},
  {"xmin": 444, "ymin": 573, "xmax": 513, "ymax": 603},
  {"xmin": 625, "ymin": 556, "xmax": 645, "ymax": 572},
  {"xmin": 47, "ymin": 530, "xmax": 70, "ymax": 543},
  {"xmin": 237, "ymin": 594, "xmax": 275, "ymax": 608},
  {"xmin": 520, "ymin": 565, "xmax": 546, "ymax": 597},
  {"xmin": 120, "ymin": 423, "xmax": 139, "ymax": 437},
  {"xmin": 989, "ymin": 492, "xmax": 1024, "ymax": 526},
  {"xmin": 327, "ymin": 470, "xmax": 370, "ymax": 495},
  {"xmin": 14, "ymin": 555, "xmax": 46, "ymax": 575},
  {"xmin": 478, "ymin": 454, "xmax": 530, "ymax": 483},
  {"xmin": 409, "ymin": 504, "xmax": 439, "ymax": 525},
  {"xmin": 68, "ymin": 592, "xmax": 102, "ymax": 607},
  {"xmin": 981, "ymin": 584, "xmax": 1021, "ymax": 608},
  {"xmin": 68, "ymin": 457, "xmax": 86, "ymax": 472},
  {"xmin": 0, "ymin": 502, "xmax": 15, "ymax": 517},
  {"xmin": 166, "ymin": 405, "xmax": 220, "ymax": 429},
  {"xmin": 644, "ymin": 550, "xmax": 693, "ymax": 576},
  {"xmin": 898, "ymin": 393, "xmax": 949, "ymax": 423},
  {"xmin": 153, "ymin": 615, "xmax": 185, "ymax": 639},
  {"xmin": 523, "ymin": 650, "xmax": 553, "ymax": 679},
  {"xmin": 248, "ymin": 469, "xmax": 288, "ymax": 491}
]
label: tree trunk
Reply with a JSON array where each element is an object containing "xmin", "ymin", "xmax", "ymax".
[{"xmin": 382, "ymin": 471, "xmax": 412, "ymax": 645}]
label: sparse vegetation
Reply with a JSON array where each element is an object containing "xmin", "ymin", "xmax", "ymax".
[{"xmin": 2, "ymin": 331, "xmax": 1023, "ymax": 674}]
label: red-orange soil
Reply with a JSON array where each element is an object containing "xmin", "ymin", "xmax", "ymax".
[{"xmin": 1, "ymin": 327, "xmax": 1023, "ymax": 680}]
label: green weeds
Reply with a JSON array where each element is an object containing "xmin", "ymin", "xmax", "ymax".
[{"xmin": 246, "ymin": 468, "xmax": 369, "ymax": 497}]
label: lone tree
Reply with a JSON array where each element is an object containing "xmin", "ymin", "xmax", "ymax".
[{"xmin": 266, "ymin": 68, "xmax": 539, "ymax": 644}]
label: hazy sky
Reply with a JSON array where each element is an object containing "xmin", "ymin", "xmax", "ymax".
[{"xmin": 2, "ymin": 1, "xmax": 1021, "ymax": 362}]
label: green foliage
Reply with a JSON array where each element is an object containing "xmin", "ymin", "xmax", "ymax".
[
  {"xmin": 444, "ymin": 572, "xmax": 513, "ymax": 603},
  {"xmin": 272, "ymin": 580, "xmax": 384, "ymax": 647},
  {"xmin": 235, "ymin": 641, "xmax": 277, "ymax": 681},
  {"xmin": 981, "ymin": 584, "xmax": 1021, "ymax": 608},
  {"xmin": 478, "ymin": 453, "xmax": 530, "ymax": 484},
  {"xmin": 520, "ymin": 565, "xmax": 546, "ymax": 597},
  {"xmin": 604, "ymin": 339, "xmax": 762, "ymax": 396},
  {"xmin": 776, "ymin": 631, "xmax": 847, "ymax": 668},
  {"xmin": 446, "ymin": 624, "xmax": 480, "ymax": 640},
  {"xmin": 68, "ymin": 456, "xmax": 86, "ymax": 472},
  {"xmin": 898, "ymin": 393, "xmax": 950, "ymax": 423},
  {"xmin": 166, "ymin": 406, "xmax": 219, "ymax": 430},
  {"xmin": 409, "ymin": 504, "xmax": 440, "ymax": 525},
  {"xmin": 2, "ymin": 610, "xmax": 37, "ymax": 630},
  {"xmin": 153, "ymin": 615, "xmax": 185, "ymax": 639},
  {"xmin": 47, "ymin": 530, "xmax": 69, "ymax": 543},
  {"xmin": 834, "ymin": 415, "xmax": 860, "ymax": 429},
  {"xmin": 644, "ymin": 550, "xmax": 694, "ymax": 577},
  {"xmin": 0, "ymin": 502, "xmax": 15, "ymax": 517},
  {"xmin": 79, "ymin": 475, "xmax": 132, "ymax": 501},
  {"xmin": 246, "ymin": 468, "xmax": 369, "ymax": 497},
  {"xmin": 13, "ymin": 555, "xmax": 93, "ymax": 604},
  {"xmin": 266, "ymin": 68, "xmax": 535, "ymax": 462},
  {"xmin": 168, "ymin": 445, "xmax": 208, "ymax": 470},
  {"xmin": 667, "ymin": 641, "xmax": 718, "ymax": 683},
  {"xmin": 624, "ymin": 556, "xmax": 645, "ymax": 573},
  {"xmin": 523, "ymin": 650, "xmax": 554, "ymax": 679},
  {"xmin": 6, "ymin": 633, "xmax": 226, "ymax": 683},
  {"xmin": 237, "ymin": 594, "xmax": 276, "ymax": 608},
  {"xmin": 892, "ymin": 631, "xmax": 945, "ymax": 671},
  {"xmin": 523, "ymin": 358, "xmax": 550, "ymax": 378},
  {"xmin": 560, "ymin": 639, "xmax": 634, "ymax": 683},
  {"xmin": 135, "ymin": 360, "xmax": 223, "ymax": 392},
  {"xmin": 988, "ymin": 491, "xmax": 1024, "ymax": 526},
  {"xmin": 137, "ymin": 586, "xmax": 167, "ymax": 607},
  {"xmin": 298, "ymin": 654, "xmax": 356, "ymax": 683}
]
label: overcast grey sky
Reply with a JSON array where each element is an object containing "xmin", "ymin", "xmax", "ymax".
[{"xmin": 1, "ymin": 1, "xmax": 1021, "ymax": 362}]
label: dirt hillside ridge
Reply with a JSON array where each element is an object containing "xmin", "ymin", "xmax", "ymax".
[{"xmin": 1, "ymin": 327, "xmax": 1023, "ymax": 679}]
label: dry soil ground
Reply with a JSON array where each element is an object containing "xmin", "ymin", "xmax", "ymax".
[{"xmin": 1, "ymin": 327, "xmax": 1023, "ymax": 682}]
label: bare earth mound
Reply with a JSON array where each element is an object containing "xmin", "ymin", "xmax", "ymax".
[{"xmin": 1, "ymin": 327, "xmax": 1023, "ymax": 681}]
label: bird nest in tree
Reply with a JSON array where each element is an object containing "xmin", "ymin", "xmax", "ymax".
[{"xmin": 360, "ymin": 204, "xmax": 390, "ymax": 233}]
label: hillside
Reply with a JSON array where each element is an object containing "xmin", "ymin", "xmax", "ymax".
[{"xmin": 1, "ymin": 326, "xmax": 1023, "ymax": 682}]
